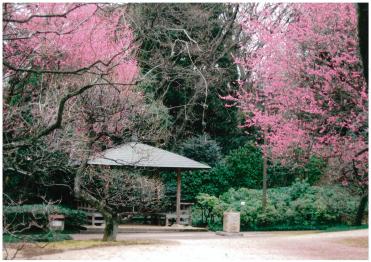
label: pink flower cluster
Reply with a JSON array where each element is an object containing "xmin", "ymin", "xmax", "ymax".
[
  {"xmin": 226, "ymin": 4, "xmax": 368, "ymax": 183},
  {"xmin": 5, "ymin": 3, "xmax": 138, "ymax": 83}
]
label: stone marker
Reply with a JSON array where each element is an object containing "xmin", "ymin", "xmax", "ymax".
[
  {"xmin": 223, "ymin": 211, "xmax": 240, "ymax": 233},
  {"xmin": 216, "ymin": 211, "xmax": 243, "ymax": 236}
]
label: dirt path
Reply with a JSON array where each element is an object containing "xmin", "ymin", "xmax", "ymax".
[{"xmin": 16, "ymin": 229, "xmax": 368, "ymax": 260}]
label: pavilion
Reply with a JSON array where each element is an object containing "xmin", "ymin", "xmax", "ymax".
[{"xmin": 87, "ymin": 142, "xmax": 211, "ymax": 225}]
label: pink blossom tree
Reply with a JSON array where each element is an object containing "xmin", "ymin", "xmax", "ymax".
[
  {"xmin": 227, "ymin": 3, "xmax": 368, "ymax": 221},
  {"xmin": 3, "ymin": 3, "xmax": 139, "ymax": 148},
  {"xmin": 3, "ymin": 3, "xmax": 170, "ymax": 240}
]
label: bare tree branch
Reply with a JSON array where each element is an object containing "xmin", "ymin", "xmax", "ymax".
[
  {"xmin": 3, "ymin": 4, "xmax": 86, "ymax": 24},
  {"xmin": 3, "ymin": 49, "xmax": 127, "ymax": 76}
]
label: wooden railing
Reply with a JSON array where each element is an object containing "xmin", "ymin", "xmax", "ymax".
[{"xmin": 77, "ymin": 201, "xmax": 193, "ymax": 227}]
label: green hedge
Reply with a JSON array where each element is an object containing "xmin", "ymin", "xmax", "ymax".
[
  {"xmin": 193, "ymin": 180, "xmax": 360, "ymax": 230},
  {"xmin": 162, "ymin": 144, "xmax": 326, "ymax": 202},
  {"xmin": 3, "ymin": 204, "xmax": 86, "ymax": 233},
  {"xmin": 3, "ymin": 232, "xmax": 72, "ymax": 243}
]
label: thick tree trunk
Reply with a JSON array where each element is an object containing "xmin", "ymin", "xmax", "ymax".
[
  {"xmin": 72, "ymin": 129, "xmax": 121, "ymax": 241},
  {"xmin": 354, "ymin": 194, "xmax": 368, "ymax": 226},
  {"xmin": 358, "ymin": 3, "xmax": 368, "ymax": 84},
  {"xmin": 74, "ymin": 156, "xmax": 118, "ymax": 241},
  {"xmin": 262, "ymin": 154, "xmax": 268, "ymax": 210},
  {"xmin": 103, "ymin": 214, "xmax": 119, "ymax": 241}
]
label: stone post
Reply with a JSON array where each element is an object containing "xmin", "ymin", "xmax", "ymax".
[{"xmin": 223, "ymin": 211, "xmax": 240, "ymax": 233}]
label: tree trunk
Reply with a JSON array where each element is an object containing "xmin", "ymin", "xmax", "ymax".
[
  {"xmin": 262, "ymin": 154, "xmax": 268, "ymax": 210},
  {"xmin": 354, "ymin": 193, "xmax": 368, "ymax": 226},
  {"xmin": 358, "ymin": 3, "xmax": 368, "ymax": 84},
  {"xmin": 103, "ymin": 214, "xmax": 119, "ymax": 241},
  {"xmin": 176, "ymin": 170, "xmax": 181, "ymax": 225},
  {"xmin": 74, "ymin": 158, "xmax": 118, "ymax": 242}
]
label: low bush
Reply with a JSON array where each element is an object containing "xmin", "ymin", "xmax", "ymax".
[
  {"xmin": 3, "ymin": 232, "xmax": 72, "ymax": 243},
  {"xmin": 4, "ymin": 204, "xmax": 87, "ymax": 233},
  {"xmin": 193, "ymin": 180, "xmax": 359, "ymax": 230}
]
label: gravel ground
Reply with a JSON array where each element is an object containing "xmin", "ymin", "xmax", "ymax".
[{"xmin": 15, "ymin": 229, "xmax": 368, "ymax": 260}]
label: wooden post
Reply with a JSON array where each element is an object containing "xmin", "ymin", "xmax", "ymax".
[
  {"xmin": 262, "ymin": 134, "xmax": 268, "ymax": 210},
  {"xmin": 262, "ymin": 154, "xmax": 267, "ymax": 210},
  {"xmin": 189, "ymin": 205, "xmax": 192, "ymax": 226},
  {"xmin": 176, "ymin": 169, "xmax": 181, "ymax": 225}
]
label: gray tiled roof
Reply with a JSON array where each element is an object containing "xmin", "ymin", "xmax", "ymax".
[{"xmin": 88, "ymin": 142, "xmax": 211, "ymax": 170}]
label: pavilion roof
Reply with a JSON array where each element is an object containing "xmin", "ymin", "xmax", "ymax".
[{"xmin": 88, "ymin": 142, "xmax": 211, "ymax": 170}]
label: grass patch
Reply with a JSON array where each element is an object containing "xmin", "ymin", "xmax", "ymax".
[
  {"xmin": 240, "ymin": 224, "xmax": 368, "ymax": 232},
  {"xmin": 43, "ymin": 239, "xmax": 172, "ymax": 250},
  {"xmin": 320, "ymin": 224, "xmax": 368, "ymax": 232}
]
